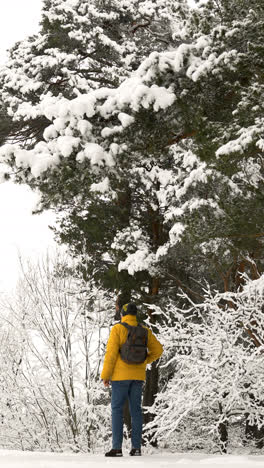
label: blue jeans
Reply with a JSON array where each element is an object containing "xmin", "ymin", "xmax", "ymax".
[{"xmin": 111, "ymin": 380, "xmax": 144, "ymax": 450}]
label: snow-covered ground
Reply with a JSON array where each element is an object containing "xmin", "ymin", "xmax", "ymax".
[{"xmin": 1, "ymin": 450, "xmax": 264, "ymax": 468}]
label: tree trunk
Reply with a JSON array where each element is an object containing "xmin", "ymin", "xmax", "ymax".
[
  {"xmin": 142, "ymin": 361, "xmax": 159, "ymax": 446},
  {"xmin": 218, "ymin": 421, "xmax": 228, "ymax": 453},
  {"xmin": 218, "ymin": 402, "xmax": 228, "ymax": 453}
]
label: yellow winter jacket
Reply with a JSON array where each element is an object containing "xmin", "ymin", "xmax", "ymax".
[{"xmin": 101, "ymin": 314, "xmax": 163, "ymax": 381}]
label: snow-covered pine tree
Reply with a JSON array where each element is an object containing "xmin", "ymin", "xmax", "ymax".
[
  {"xmin": 0, "ymin": 0, "xmax": 185, "ymax": 297},
  {"xmin": 0, "ymin": 0, "xmax": 263, "ymax": 301}
]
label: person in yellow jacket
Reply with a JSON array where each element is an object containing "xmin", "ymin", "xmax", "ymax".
[{"xmin": 101, "ymin": 302, "xmax": 163, "ymax": 457}]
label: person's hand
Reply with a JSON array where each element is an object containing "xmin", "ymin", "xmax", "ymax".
[{"xmin": 103, "ymin": 380, "xmax": 110, "ymax": 388}]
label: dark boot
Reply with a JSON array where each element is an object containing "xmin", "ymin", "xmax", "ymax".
[
  {"xmin": 129, "ymin": 448, "xmax": 141, "ymax": 456},
  {"xmin": 105, "ymin": 449, "xmax": 123, "ymax": 457}
]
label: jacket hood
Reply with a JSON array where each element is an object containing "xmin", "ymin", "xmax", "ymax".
[{"xmin": 121, "ymin": 314, "xmax": 138, "ymax": 326}]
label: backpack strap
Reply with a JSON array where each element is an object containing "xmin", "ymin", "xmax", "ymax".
[
  {"xmin": 120, "ymin": 322, "xmax": 132, "ymax": 331},
  {"xmin": 120, "ymin": 322, "xmax": 144, "ymax": 331}
]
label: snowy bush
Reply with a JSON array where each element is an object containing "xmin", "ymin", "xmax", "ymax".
[
  {"xmin": 0, "ymin": 255, "xmax": 114, "ymax": 452},
  {"xmin": 145, "ymin": 275, "xmax": 264, "ymax": 453}
]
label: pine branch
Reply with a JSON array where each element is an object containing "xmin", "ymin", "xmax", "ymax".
[
  {"xmin": 131, "ymin": 20, "xmax": 151, "ymax": 34},
  {"xmin": 166, "ymin": 272, "xmax": 205, "ymax": 302},
  {"xmin": 166, "ymin": 131, "xmax": 196, "ymax": 147}
]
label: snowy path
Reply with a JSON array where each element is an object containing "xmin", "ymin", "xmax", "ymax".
[{"xmin": 1, "ymin": 450, "xmax": 264, "ymax": 468}]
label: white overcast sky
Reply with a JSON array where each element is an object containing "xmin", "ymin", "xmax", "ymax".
[
  {"xmin": 0, "ymin": 1, "xmax": 56, "ymax": 292},
  {"xmin": 0, "ymin": 0, "xmax": 43, "ymax": 63}
]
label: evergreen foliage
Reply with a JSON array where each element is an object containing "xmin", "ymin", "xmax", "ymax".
[
  {"xmin": 0, "ymin": 0, "xmax": 187, "ymax": 301},
  {"xmin": 1, "ymin": 0, "xmax": 263, "ymax": 299}
]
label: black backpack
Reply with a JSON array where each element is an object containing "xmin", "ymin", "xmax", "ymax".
[{"xmin": 120, "ymin": 323, "xmax": 148, "ymax": 364}]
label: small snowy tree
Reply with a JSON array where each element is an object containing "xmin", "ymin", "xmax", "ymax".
[
  {"xmin": 145, "ymin": 274, "xmax": 264, "ymax": 452},
  {"xmin": 0, "ymin": 254, "xmax": 114, "ymax": 452}
]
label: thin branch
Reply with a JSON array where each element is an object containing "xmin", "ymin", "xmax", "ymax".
[
  {"xmin": 166, "ymin": 131, "xmax": 196, "ymax": 147},
  {"xmin": 166, "ymin": 272, "xmax": 205, "ymax": 301},
  {"xmin": 131, "ymin": 20, "xmax": 151, "ymax": 34}
]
